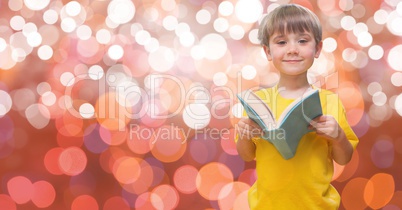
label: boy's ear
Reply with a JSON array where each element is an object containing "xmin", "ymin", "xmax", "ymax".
[
  {"xmin": 263, "ymin": 45, "xmax": 272, "ymax": 61},
  {"xmin": 315, "ymin": 41, "xmax": 323, "ymax": 58}
]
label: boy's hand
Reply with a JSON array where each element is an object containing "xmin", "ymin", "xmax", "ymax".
[
  {"xmin": 237, "ymin": 117, "xmax": 263, "ymax": 140},
  {"xmin": 309, "ymin": 115, "xmax": 345, "ymax": 142}
]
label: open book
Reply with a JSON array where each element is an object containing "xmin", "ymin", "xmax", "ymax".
[{"xmin": 237, "ymin": 88, "xmax": 322, "ymax": 159}]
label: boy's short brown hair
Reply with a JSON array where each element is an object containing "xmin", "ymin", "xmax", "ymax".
[{"xmin": 258, "ymin": 4, "xmax": 322, "ymax": 46}]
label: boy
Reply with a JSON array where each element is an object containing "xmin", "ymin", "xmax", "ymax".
[{"xmin": 236, "ymin": 4, "xmax": 359, "ymax": 209}]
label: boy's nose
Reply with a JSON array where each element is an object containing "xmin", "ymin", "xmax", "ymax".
[{"xmin": 287, "ymin": 46, "xmax": 299, "ymax": 54}]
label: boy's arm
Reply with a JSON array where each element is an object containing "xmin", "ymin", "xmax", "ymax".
[
  {"xmin": 236, "ymin": 118, "xmax": 261, "ymax": 162},
  {"xmin": 309, "ymin": 115, "xmax": 354, "ymax": 165}
]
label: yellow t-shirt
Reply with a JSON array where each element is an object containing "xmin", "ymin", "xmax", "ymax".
[{"xmin": 244, "ymin": 86, "xmax": 359, "ymax": 210}]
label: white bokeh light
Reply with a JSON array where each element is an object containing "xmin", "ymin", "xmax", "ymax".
[
  {"xmin": 79, "ymin": 103, "xmax": 95, "ymax": 119},
  {"xmin": 108, "ymin": 45, "xmax": 124, "ymax": 60},
  {"xmin": 37, "ymin": 45, "xmax": 53, "ymax": 60},
  {"xmin": 0, "ymin": 90, "xmax": 12, "ymax": 117},
  {"xmin": 96, "ymin": 29, "xmax": 112, "ymax": 44},
  {"xmin": 163, "ymin": 15, "xmax": 178, "ymax": 31},
  {"xmin": 241, "ymin": 65, "xmax": 257, "ymax": 80},
  {"xmin": 183, "ymin": 104, "xmax": 211, "ymax": 129},
  {"xmin": 24, "ymin": 0, "xmax": 50, "ymax": 11},
  {"xmin": 196, "ymin": 9, "xmax": 211, "ymax": 25},
  {"xmin": 391, "ymin": 72, "xmax": 402, "ymax": 87},
  {"xmin": 235, "ymin": 0, "xmax": 263, "ymax": 23},
  {"xmin": 395, "ymin": 94, "xmax": 402, "ymax": 117},
  {"xmin": 219, "ymin": 1, "xmax": 234, "ymax": 16},
  {"xmin": 60, "ymin": 72, "xmax": 75, "ymax": 87},
  {"xmin": 76, "ymin": 25, "xmax": 92, "ymax": 40},
  {"xmin": 60, "ymin": 17, "xmax": 77, "ymax": 33},
  {"xmin": 340, "ymin": 15, "xmax": 356, "ymax": 30},
  {"xmin": 88, "ymin": 65, "xmax": 104, "ymax": 80},
  {"xmin": 229, "ymin": 25, "xmax": 245, "ymax": 40},
  {"xmin": 322, "ymin": 37, "xmax": 337, "ymax": 52},
  {"xmin": 387, "ymin": 45, "xmax": 402, "ymax": 71},
  {"xmin": 213, "ymin": 72, "xmax": 228, "ymax": 86},
  {"xmin": 214, "ymin": 18, "xmax": 229, "ymax": 33},
  {"xmin": 148, "ymin": 46, "xmax": 175, "ymax": 72},
  {"xmin": 107, "ymin": 0, "xmax": 135, "ymax": 24},
  {"xmin": 26, "ymin": 31, "xmax": 42, "ymax": 47},
  {"xmin": 357, "ymin": 31, "xmax": 373, "ymax": 47},
  {"xmin": 0, "ymin": 38, "xmax": 7, "ymax": 52},
  {"xmin": 65, "ymin": 1, "xmax": 81, "ymax": 17},
  {"xmin": 43, "ymin": 9, "xmax": 59, "ymax": 25},
  {"xmin": 200, "ymin": 33, "xmax": 227, "ymax": 60},
  {"xmin": 368, "ymin": 45, "xmax": 384, "ymax": 60},
  {"xmin": 10, "ymin": 16, "xmax": 25, "ymax": 31}
]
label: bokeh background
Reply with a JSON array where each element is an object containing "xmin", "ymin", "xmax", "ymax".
[{"xmin": 0, "ymin": 0, "xmax": 402, "ymax": 209}]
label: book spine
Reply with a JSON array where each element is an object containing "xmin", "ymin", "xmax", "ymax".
[{"xmin": 263, "ymin": 130, "xmax": 295, "ymax": 160}]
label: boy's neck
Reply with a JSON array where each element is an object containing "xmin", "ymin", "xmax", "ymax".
[{"xmin": 277, "ymin": 73, "xmax": 310, "ymax": 91}]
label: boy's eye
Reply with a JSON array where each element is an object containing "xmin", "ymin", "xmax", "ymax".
[
  {"xmin": 298, "ymin": 39, "xmax": 308, "ymax": 43},
  {"xmin": 277, "ymin": 41, "xmax": 286, "ymax": 45}
]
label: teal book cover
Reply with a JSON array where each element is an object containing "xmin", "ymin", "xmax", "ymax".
[{"xmin": 237, "ymin": 89, "xmax": 323, "ymax": 159}]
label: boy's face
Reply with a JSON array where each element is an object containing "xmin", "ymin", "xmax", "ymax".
[{"xmin": 263, "ymin": 31, "xmax": 322, "ymax": 76}]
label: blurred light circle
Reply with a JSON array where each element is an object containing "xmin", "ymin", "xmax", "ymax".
[
  {"xmin": 65, "ymin": 1, "xmax": 81, "ymax": 17},
  {"xmin": 374, "ymin": 9, "xmax": 388, "ymax": 25},
  {"xmin": 59, "ymin": 147, "xmax": 87, "ymax": 176},
  {"xmin": 71, "ymin": 195, "xmax": 99, "ymax": 210},
  {"xmin": 60, "ymin": 17, "xmax": 77, "ymax": 33},
  {"xmin": 7, "ymin": 176, "xmax": 33, "ymax": 204},
  {"xmin": 372, "ymin": 92, "xmax": 387, "ymax": 106},
  {"xmin": 60, "ymin": 72, "xmax": 75, "ymax": 86},
  {"xmin": 144, "ymin": 37, "xmax": 160, "ymax": 52},
  {"xmin": 183, "ymin": 103, "xmax": 211, "ymax": 129},
  {"xmin": 357, "ymin": 31, "xmax": 373, "ymax": 47},
  {"xmin": 162, "ymin": 15, "xmax": 178, "ymax": 31},
  {"xmin": 371, "ymin": 140, "xmax": 394, "ymax": 168},
  {"xmin": 88, "ymin": 65, "xmax": 104, "ymax": 80},
  {"xmin": 341, "ymin": 15, "xmax": 356, "ymax": 30},
  {"xmin": 229, "ymin": 25, "xmax": 245, "ymax": 40},
  {"xmin": 235, "ymin": 0, "xmax": 262, "ymax": 23},
  {"xmin": 31, "ymin": 181, "xmax": 56, "ymax": 208},
  {"xmin": 113, "ymin": 156, "xmax": 141, "ymax": 184},
  {"xmin": 0, "ymin": 194, "xmax": 16, "ymax": 210},
  {"xmin": 79, "ymin": 103, "xmax": 95, "ymax": 118},
  {"xmin": 10, "ymin": 16, "xmax": 25, "ymax": 31},
  {"xmin": 196, "ymin": 9, "xmax": 211, "ymax": 25},
  {"xmin": 76, "ymin": 25, "xmax": 92, "ymax": 40},
  {"xmin": 107, "ymin": 0, "xmax": 135, "ymax": 24},
  {"xmin": 151, "ymin": 185, "xmax": 179, "ymax": 210},
  {"xmin": 108, "ymin": 45, "xmax": 124, "ymax": 60},
  {"xmin": 0, "ymin": 38, "xmax": 6, "ymax": 52},
  {"xmin": 367, "ymin": 82, "xmax": 382, "ymax": 95},
  {"xmin": 219, "ymin": 1, "xmax": 234, "ymax": 16},
  {"xmin": 387, "ymin": 45, "xmax": 402, "ymax": 71},
  {"xmin": 96, "ymin": 29, "xmax": 112, "ymax": 44},
  {"xmin": 43, "ymin": 9, "xmax": 59, "ymax": 24},
  {"xmin": 342, "ymin": 48, "xmax": 357, "ymax": 62},
  {"xmin": 0, "ymin": 90, "xmax": 12, "ymax": 117},
  {"xmin": 173, "ymin": 165, "xmax": 198, "ymax": 194},
  {"xmin": 395, "ymin": 94, "xmax": 402, "ymax": 116},
  {"xmin": 24, "ymin": 0, "xmax": 50, "ymax": 11},
  {"xmin": 196, "ymin": 162, "xmax": 234, "ymax": 200},
  {"xmin": 213, "ymin": 72, "xmax": 228, "ymax": 86},
  {"xmin": 200, "ymin": 33, "xmax": 227, "ymax": 60},
  {"xmin": 148, "ymin": 46, "xmax": 175, "ymax": 72},
  {"xmin": 25, "ymin": 103, "xmax": 50, "ymax": 129},
  {"xmin": 241, "ymin": 65, "xmax": 257, "ymax": 80},
  {"xmin": 214, "ymin": 18, "xmax": 229, "ymax": 33},
  {"xmin": 322, "ymin": 37, "xmax": 337, "ymax": 53},
  {"xmin": 391, "ymin": 72, "xmax": 402, "ymax": 87},
  {"xmin": 37, "ymin": 45, "xmax": 53, "ymax": 60},
  {"xmin": 368, "ymin": 45, "xmax": 384, "ymax": 60},
  {"xmin": 386, "ymin": 12, "xmax": 402, "ymax": 36}
]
